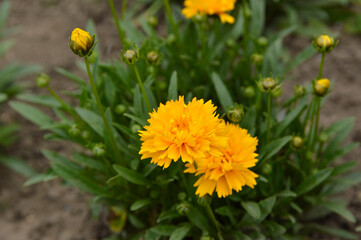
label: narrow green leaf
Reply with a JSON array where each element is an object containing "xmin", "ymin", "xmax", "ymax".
[
  {"xmin": 9, "ymin": 101, "xmax": 53, "ymax": 127},
  {"xmin": 264, "ymin": 221, "xmax": 286, "ymax": 236},
  {"xmin": 332, "ymin": 160, "xmax": 358, "ymax": 176},
  {"xmin": 0, "ymin": 156, "xmax": 37, "ymax": 178},
  {"xmin": 55, "ymin": 67, "xmax": 86, "ymax": 85},
  {"xmin": 16, "ymin": 94, "xmax": 61, "ymax": 108},
  {"xmin": 310, "ymin": 224, "xmax": 357, "ymax": 240},
  {"xmin": 276, "ymin": 102, "xmax": 307, "ymax": 136},
  {"xmin": 124, "ymin": 113, "xmax": 147, "ymax": 126},
  {"xmin": 249, "ymin": 0, "xmax": 265, "ymax": 37},
  {"xmin": 286, "ymin": 44, "xmax": 317, "ymax": 72},
  {"xmin": 241, "ymin": 201, "xmax": 261, "ymax": 220},
  {"xmin": 168, "ymin": 71, "xmax": 178, "ymax": 101},
  {"xmin": 211, "ymin": 72, "xmax": 233, "ymax": 112},
  {"xmin": 24, "ymin": 169, "xmax": 58, "ymax": 186},
  {"xmin": 259, "ymin": 136, "xmax": 292, "ymax": 162},
  {"xmin": 169, "ymin": 224, "xmax": 192, "ymax": 240},
  {"xmin": 186, "ymin": 206, "xmax": 212, "ymax": 234},
  {"xmin": 258, "ymin": 196, "xmax": 276, "ymax": 221},
  {"xmin": 75, "ymin": 107, "xmax": 104, "ymax": 136},
  {"xmin": 149, "ymin": 225, "xmax": 176, "ymax": 236},
  {"xmin": 321, "ymin": 200, "xmax": 356, "ymax": 223},
  {"xmin": 296, "ymin": 168, "xmax": 332, "ymax": 195},
  {"xmin": 130, "ymin": 199, "xmax": 153, "ymax": 211},
  {"xmin": 113, "ymin": 164, "xmax": 150, "ymax": 186}
]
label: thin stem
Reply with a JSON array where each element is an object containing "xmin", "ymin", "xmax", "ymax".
[
  {"xmin": 318, "ymin": 53, "xmax": 325, "ymax": 79},
  {"xmin": 162, "ymin": 0, "xmax": 181, "ymax": 41},
  {"xmin": 108, "ymin": 0, "xmax": 125, "ymax": 45},
  {"xmin": 133, "ymin": 64, "xmax": 152, "ymax": 113},
  {"xmin": 205, "ymin": 203, "xmax": 224, "ymax": 240},
  {"xmin": 266, "ymin": 93, "xmax": 272, "ymax": 141},
  {"xmin": 242, "ymin": 0, "xmax": 249, "ymax": 55},
  {"xmin": 121, "ymin": 0, "xmax": 128, "ymax": 21},
  {"xmin": 312, "ymin": 98, "xmax": 321, "ymax": 150},
  {"xmin": 47, "ymin": 87, "xmax": 78, "ymax": 120},
  {"xmin": 84, "ymin": 57, "xmax": 119, "ymax": 159}
]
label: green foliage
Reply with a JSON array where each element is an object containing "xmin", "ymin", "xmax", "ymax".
[{"xmin": 10, "ymin": 0, "xmax": 359, "ymax": 239}]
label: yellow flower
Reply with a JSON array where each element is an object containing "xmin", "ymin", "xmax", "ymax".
[
  {"xmin": 139, "ymin": 96, "xmax": 228, "ymax": 169},
  {"xmin": 182, "ymin": 0, "xmax": 237, "ymax": 24},
  {"xmin": 316, "ymin": 35, "xmax": 333, "ymax": 49},
  {"xmin": 69, "ymin": 28, "xmax": 95, "ymax": 57},
  {"xmin": 189, "ymin": 123, "xmax": 258, "ymax": 198}
]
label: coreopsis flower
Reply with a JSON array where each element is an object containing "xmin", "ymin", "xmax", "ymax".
[
  {"xmin": 313, "ymin": 34, "xmax": 338, "ymax": 53},
  {"xmin": 188, "ymin": 123, "xmax": 258, "ymax": 198},
  {"xmin": 69, "ymin": 28, "xmax": 95, "ymax": 57},
  {"xmin": 182, "ymin": 0, "xmax": 237, "ymax": 24},
  {"xmin": 139, "ymin": 96, "xmax": 228, "ymax": 169}
]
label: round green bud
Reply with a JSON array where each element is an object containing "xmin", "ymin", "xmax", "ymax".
[
  {"xmin": 261, "ymin": 163, "xmax": 272, "ymax": 175},
  {"xmin": 257, "ymin": 36, "xmax": 269, "ymax": 47},
  {"xmin": 319, "ymin": 132, "xmax": 330, "ymax": 143},
  {"xmin": 131, "ymin": 124, "xmax": 141, "ymax": 134},
  {"xmin": 251, "ymin": 53, "xmax": 263, "ymax": 66},
  {"xmin": 93, "ymin": 143, "xmax": 106, "ymax": 157},
  {"xmin": 271, "ymin": 86, "xmax": 283, "ymax": 98},
  {"xmin": 146, "ymin": 51, "xmax": 160, "ymax": 64},
  {"xmin": 292, "ymin": 136, "xmax": 304, "ymax": 149},
  {"xmin": 197, "ymin": 194, "xmax": 212, "ymax": 207},
  {"xmin": 262, "ymin": 77, "xmax": 277, "ymax": 91},
  {"xmin": 68, "ymin": 124, "xmax": 81, "ymax": 137},
  {"xmin": 122, "ymin": 49, "xmax": 138, "ymax": 65},
  {"xmin": 226, "ymin": 39, "xmax": 236, "ymax": 48},
  {"xmin": 294, "ymin": 85, "xmax": 306, "ymax": 97},
  {"xmin": 158, "ymin": 81, "xmax": 167, "ymax": 90},
  {"xmin": 227, "ymin": 104, "xmax": 244, "ymax": 123},
  {"xmin": 176, "ymin": 201, "xmax": 191, "ymax": 215},
  {"xmin": 36, "ymin": 73, "xmax": 50, "ymax": 88},
  {"xmin": 115, "ymin": 104, "xmax": 126, "ymax": 115},
  {"xmin": 244, "ymin": 86, "xmax": 255, "ymax": 98},
  {"xmin": 178, "ymin": 192, "xmax": 187, "ymax": 201},
  {"xmin": 81, "ymin": 130, "xmax": 91, "ymax": 141},
  {"xmin": 167, "ymin": 34, "xmax": 176, "ymax": 45},
  {"xmin": 147, "ymin": 16, "xmax": 158, "ymax": 28}
]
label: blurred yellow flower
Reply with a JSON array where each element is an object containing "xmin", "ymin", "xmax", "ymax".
[
  {"xmin": 190, "ymin": 123, "xmax": 258, "ymax": 198},
  {"xmin": 139, "ymin": 96, "xmax": 228, "ymax": 169},
  {"xmin": 182, "ymin": 0, "xmax": 237, "ymax": 24}
]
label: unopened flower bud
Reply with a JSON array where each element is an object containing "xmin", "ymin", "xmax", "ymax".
[
  {"xmin": 115, "ymin": 104, "xmax": 126, "ymax": 115},
  {"xmin": 158, "ymin": 81, "xmax": 167, "ymax": 90},
  {"xmin": 292, "ymin": 136, "xmax": 304, "ymax": 149},
  {"xmin": 262, "ymin": 77, "xmax": 277, "ymax": 91},
  {"xmin": 176, "ymin": 201, "xmax": 191, "ymax": 215},
  {"xmin": 262, "ymin": 163, "xmax": 272, "ymax": 175},
  {"xmin": 69, "ymin": 28, "xmax": 95, "ymax": 57},
  {"xmin": 81, "ymin": 130, "xmax": 91, "ymax": 141},
  {"xmin": 226, "ymin": 39, "xmax": 236, "ymax": 48},
  {"xmin": 36, "ymin": 73, "xmax": 50, "ymax": 88},
  {"xmin": 313, "ymin": 34, "xmax": 337, "ymax": 53},
  {"xmin": 167, "ymin": 34, "xmax": 176, "ymax": 45},
  {"xmin": 146, "ymin": 51, "xmax": 160, "ymax": 64},
  {"xmin": 271, "ymin": 86, "xmax": 283, "ymax": 98},
  {"xmin": 294, "ymin": 85, "xmax": 306, "ymax": 97},
  {"xmin": 251, "ymin": 53, "xmax": 263, "ymax": 66},
  {"xmin": 93, "ymin": 143, "xmax": 106, "ymax": 157},
  {"xmin": 68, "ymin": 124, "xmax": 81, "ymax": 137},
  {"xmin": 319, "ymin": 132, "xmax": 329, "ymax": 143},
  {"xmin": 257, "ymin": 36, "xmax": 268, "ymax": 47},
  {"xmin": 131, "ymin": 124, "xmax": 141, "ymax": 134},
  {"xmin": 122, "ymin": 49, "xmax": 138, "ymax": 65},
  {"xmin": 178, "ymin": 192, "xmax": 187, "ymax": 201},
  {"xmin": 227, "ymin": 104, "xmax": 244, "ymax": 123},
  {"xmin": 147, "ymin": 16, "xmax": 158, "ymax": 28},
  {"xmin": 244, "ymin": 86, "xmax": 255, "ymax": 98},
  {"xmin": 314, "ymin": 78, "xmax": 330, "ymax": 97},
  {"xmin": 197, "ymin": 194, "xmax": 212, "ymax": 206}
]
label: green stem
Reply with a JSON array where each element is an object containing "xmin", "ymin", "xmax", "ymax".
[
  {"xmin": 121, "ymin": 0, "xmax": 128, "ymax": 21},
  {"xmin": 108, "ymin": 0, "xmax": 125, "ymax": 45},
  {"xmin": 318, "ymin": 53, "xmax": 325, "ymax": 79},
  {"xmin": 47, "ymin": 87, "xmax": 78, "ymax": 120},
  {"xmin": 84, "ymin": 57, "xmax": 119, "ymax": 159},
  {"xmin": 242, "ymin": 0, "xmax": 249, "ymax": 55},
  {"xmin": 205, "ymin": 203, "xmax": 224, "ymax": 240},
  {"xmin": 266, "ymin": 93, "xmax": 272, "ymax": 141},
  {"xmin": 162, "ymin": 0, "xmax": 181, "ymax": 41},
  {"xmin": 133, "ymin": 64, "xmax": 152, "ymax": 113},
  {"xmin": 312, "ymin": 98, "xmax": 321, "ymax": 150}
]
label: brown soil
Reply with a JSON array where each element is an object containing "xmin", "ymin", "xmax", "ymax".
[{"xmin": 0, "ymin": 0, "xmax": 360, "ymax": 239}]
